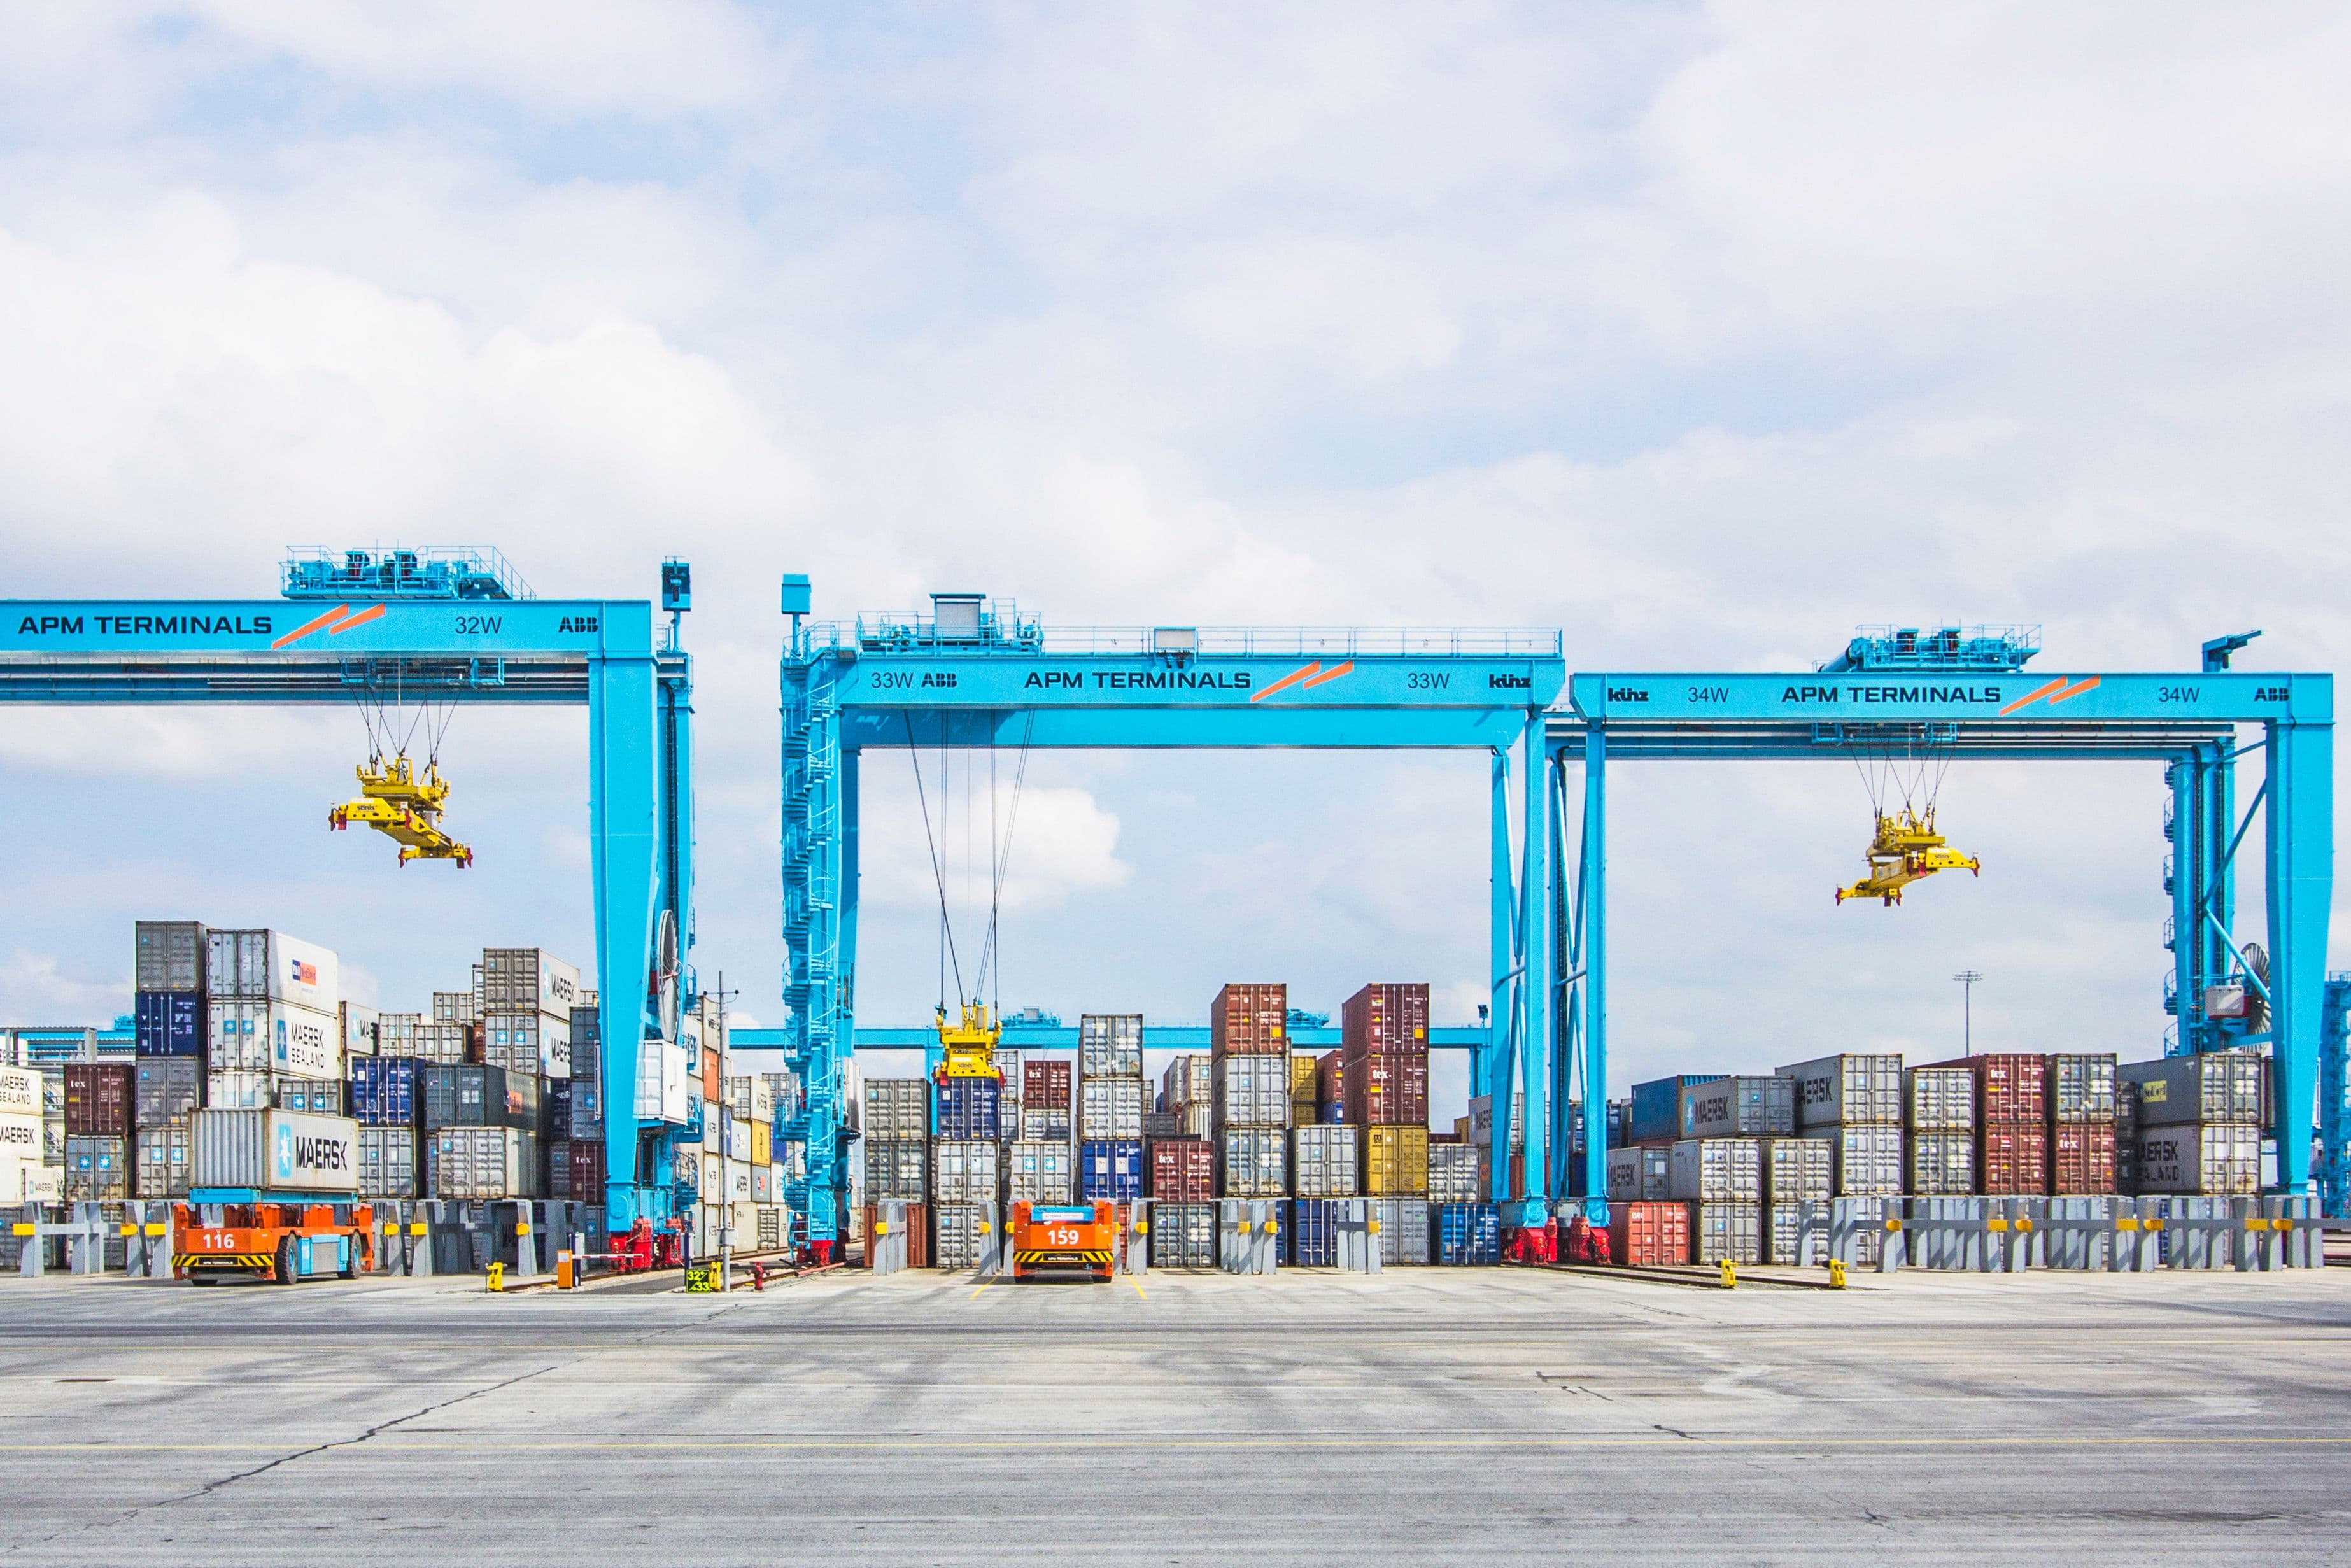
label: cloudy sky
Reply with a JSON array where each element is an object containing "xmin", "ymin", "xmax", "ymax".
[{"xmin": 2, "ymin": 4, "xmax": 2345, "ymax": 1115}]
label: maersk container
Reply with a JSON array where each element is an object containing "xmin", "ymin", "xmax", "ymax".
[
  {"xmin": 0, "ymin": 1066, "xmax": 38, "ymax": 1119},
  {"xmin": 1758, "ymin": 1135, "xmax": 1832, "ymax": 1205},
  {"xmin": 1628, "ymin": 1075, "xmax": 1725, "ymax": 1145},
  {"xmin": 481, "ymin": 1012, "xmax": 569, "ymax": 1080},
  {"xmin": 1691, "ymin": 1202, "xmax": 1762, "ymax": 1265},
  {"xmin": 192, "ymin": 1108, "xmax": 359, "ymax": 1193},
  {"xmin": 1606, "ymin": 1145, "xmax": 1672, "ymax": 1203},
  {"xmin": 1078, "ymin": 1076, "xmax": 1144, "ymax": 1141},
  {"xmin": 1005, "ymin": 1140, "xmax": 1073, "ymax": 1204},
  {"xmin": 1213, "ymin": 1056, "xmax": 1289, "ymax": 1131},
  {"xmin": 135, "ymin": 1124, "xmax": 191, "ymax": 1199},
  {"xmin": 1373, "ymin": 1197, "xmax": 1431, "ymax": 1265},
  {"xmin": 2047, "ymin": 1053, "xmax": 2117, "ymax": 1124},
  {"xmin": 865, "ymin": 1139, "xmax": 928, "ymax": 1201},
  {"xmin": 2135, "ymin": 1124, "xmax": 2259, "ymax": 1195},
  {"xmin": 479, "ymin": 947, "xmax": 584, "ymax": 1017},
  {"xmin": 1151, "ymin": 1202, "xmax": 1218, "ymax": 1268},
  {"xmin": 931, "ymin": 1140, "xmax": 1000, "ymax": 1203},
  {"xmin": 204, "ymin": 929, "xmax": 339, "ymax": 1015},
  {"xmin": 1905, "ymin": 1067, "xmax": 1975, "ymax": 1132},
  {"xmin": 135, "ymin": 991, "xmax": 204, "ymax": 1058},
  {"xmin": 1078, "ymin": 1014, "xmax": 1144, "ymax": 1077},
  {"xmin": 1078, "ymin": 1138, "xmax": 1145, "ymax": 1201},
  {"xmin": 1427, "ymin": 1142, "xmax": 1481, "ymax": 1203},
  {"xmin": 357, "ymin": 1125, "xmax": 417, "ymax": 1199},
  {"xmin": 340, "ymin": 1001, "xmax": 378, "ymax": 1057},
  {"xmin": 1290, "ymin": 1124, "xmax": 1359, "ymax": 1197},
  {"xmin": 2119, "ymin": 1052, "xmax": 2266, "ymax": 1127},
  {"xmin": 1679, "ymin": 1075, "xmax": 1795, "ymax": 1140},
  {"xmin": 134, "ymin": 920, "xmax": 206, "ymax": 993},
  {"xmin": 1777, "ymin": 1054, "xmax": 1904, "ymax": 1128},
  {"xmin": 936, "ymin": 1077, "xmax": 1002, "ymax": 1141},
  {"xmin": 1668, "ymin": 1138, "xmax": 1760, "ymax": 1203},
  {"xmin": 1433, "ymin": 1201, "xmax": 1500, "ymax": 1265},
  {"xmin": 206, "ymin": 998, "xmax": 342, "ymax": 1080},
  {"xmin": 1828, "ymin": 1125, "xmax": 1905, "ymax": 1196},
  {"xmin": 134, "ymin": 1057, "xmax": 200, "ymax": 1129}
]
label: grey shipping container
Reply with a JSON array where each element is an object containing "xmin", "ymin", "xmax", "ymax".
[
  {"xmin": 1220, "ymin": 1127, "xmax": 1288, "ymax": 1197},
  {"xmin": 134, "ymin": 921, "xmax": 207, "ymax": 993},
  {"xmin": 1905, "ymin": 1067, "xmax": 1975, "ymax": 1132},
  {"xmin": 863, "ymin": 1079, "xmax": 930, "ymax": 1141},
  {"xmin": 1679, "ymin": 1075, "xmax": 1795, "ymax": 1139},
  {"xmin": 2119, "ymin": 1052, "xmax": 2265, "ymax": 1127},
  {"xmin": 931, "ymin": 1140, "xmax": 1000, "ymax": 1203},
  {"xmin": 134, "ymin": 1057, "xmax": 201, "ymax": 1128},
  {"xmin": 1078, "ymin": 1077, "xmax": 1145, "ymax": 1141},
  {"xmin": 1373, "ymin": 1197, "xmax": 1431, "ymax": 1265},
  {"xmin": 479, "ymin": 948, "xmax": 584, "ymax": 1015},
  {"xmin": 430, "ymin": 1127, "xmax": 539, "ymax": 1199},
  {"xmin": 1213, "ymin": 1056, "xmax": 1290, "ymax": 1130},
  {"xmin": 66, "ymin": 1136, "xmax": 129, "ymax": 1201},
  {"xmin": 358, "ymin": 1126, "xmax": 418, "ymax": 1199},
  {"xmin": 134, "ymin": 1125, "xmax": 191, "ymax": 1198},
  {"xmin": 1290, "ymin": 1125, "xmax": 1360, "ymax": 1197},
  {"xmin": 414, "ymin": 1022, "xmax": 470, "ymax": 1064},
  {"xmin": 1151, "ymin": 1202, "xmax": 1218, "ymax": 1268},
  {"xmin": 1004, "ymin": 1141, "xmax": 1073, "ymax": 1204},
  {"xmin": 2135, "ymin": 1124, "xmax": 2259, "ymax": 1195},
  {"xmin": 1606, "ymin": 1145, "xmax": 1672, "ymax": 1203},
  {"xmin": 1779, "ymin": 1053, "xmax": 1905, "ymax": 1128},
  {"xmin": 1691, "ymin": 1202, "xmax": 1761, "ymax": 1264},
  {"xmin": 480, "ymin": 1012, "xmax": 569, "ymax": 1080},
  {"xmin": 1669, "ymin": 1138, "xmax": 1760, "ymax": 1202},
  {"xmin": 1828, "ymin": 1125, "xmax": 1905, "ymax": 1196},
  {"xmin": 1907, "ymin": 1131, "xmax": 1976, "ymax": 1196},
  {"xmin": 2047, "ymin": 1054, "xmax": 2117, "ymax": 1123},
  {"xmin": 1765, "ymin": 1203, "xmax": 1826, "ymax": 1266},
  {"xmin": 865, "ymin": 1139, "xmax": 928, "ymax": 1201},
  {"xmin": 1427, "ymin": 1142, "xmax": 1481, "ymax": 1203},
  {"xmin": 1078, "ymin": 1014, "xmax": 1144, "ymax": 1078},
  {"xmin": 192, "ymin": 1108, "xmax": 358, "ymax": 1193},
  {"xmin": 1758, "ymin": 1136, "xmax": 1832, "ymax": 1205},
  {"xmin": 933, "ymin": 1203, "xmax": 990, "ymax": 1271},
  {"xmin": 1017, "ymin": 1106, "xmax": 1071, "ymax": 1144}
]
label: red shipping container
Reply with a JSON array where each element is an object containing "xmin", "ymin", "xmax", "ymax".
[
  {"xmin": 1341, "ymin": 983, "xmax": 1430, "ymax": 1057},
  {"xmin": 568, "ymin": 1140, "xmax": 606, "ymax": 1200},
  {"xmin": 861, "ymin": 1203, "xmax": 931, "ymax": 1268},
  {"xmin": 1211, "ymin": 983, "xmax": 1288, "ymax": 1056},
  {"xmin": 1150, "ymin": 1139, "xmax": 1216, "ymax": 1202},
  {"xmin": 1022, "ymin": 1058, "xmax": 1072, "ymax": 1110},
  {"xmin": 64, "ymin": 1064, "xmax": 133, "ymax": 1137},
  {"xmin": 2048, "ymin": 1122, "xmax": 2116, "ymax": 1196},
  {"xmin": 1342, "ymin": 1051, "xmax": 1429, "ymax": 1127},
  {"xmin": 1608, "ymin": 1201, "xmax": 1691, "ymax": 1266},
  {"xmin": 1924, "ymin": 1054, "xmax": 2048, "ymax": 1125},
  {"xmin": 1978, "ymin": 1122, "xmax": 2049, "ymax": 1194},
  {"xmin": 1317, "ymin": 1050, "xmax": 1344, "ymax": 1115}
]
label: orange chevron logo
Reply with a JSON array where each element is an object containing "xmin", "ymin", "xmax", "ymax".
[
  {"xmin": 1251, "ymin": 660, "xmax": 1355, "ymax": 702},
  {"xmin": 1997, "ymin": 674, "xmax": 2101, "ymax": 716},
  {"xmin": 271, "ymin": 602, "xmax": 388, "ymax": 649}
]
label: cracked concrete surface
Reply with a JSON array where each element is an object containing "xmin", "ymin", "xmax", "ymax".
[{"xmin": 0, "ymin": 1266, "xmax": 2346, "ymax": 1564}]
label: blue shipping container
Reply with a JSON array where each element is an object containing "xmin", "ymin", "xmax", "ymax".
[
  {"xmin": 349, "ymin": 1056, "xmax": 418, "ymax": 1127},
  {"xmin": 134, "ymin": 991, "xmax": 204, "ymax": 1057},
  {"xmin": 1291, "ymin": 1197, "xmax": 1339, "ymax": 1265},
  {"xmin": 1433, "ymin": 1201, "xmax": 1501, "ymax": 1265},
  {"xmin": 1628, "ymin": 1075, "xmax": 1726, "ymax": 1145},
  {"xmin": 938, "ymin": 1077, "xmax": 1003, "ymax": 1141},
  {"xmin": 1078, "ymin": 1138, "xmax": 1145, "ymax": 1201}
]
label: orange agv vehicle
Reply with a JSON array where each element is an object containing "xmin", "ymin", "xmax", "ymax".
[
  {"xmin": 173, "ymin": 1201, "xmax": 374, "ymax": 1284},
  {"xmin": 1010, "ymin": 1200, "xmax": 1116, "ymax": 1282}
]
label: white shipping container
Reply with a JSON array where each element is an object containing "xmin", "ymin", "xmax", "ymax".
[
  {"xmin": 1427, "ymin": 1142, "xmax": 1481, "ymax": 1203},
  {"xmin": 932, "ymin": 1140, "xmax": 1001, "ymax": 1203},
  {"xmin": 481, "ymin": 1012, "xmax": 570, "ymax": 1079},
  {"xmin": 0, "ymin": 1065, "xmax": 42, "ymax": 1118},
  {"xmin": 1758, "ymin": 1136, "xmax": 1833, "ymax": 1206},
  {"xmin": 1, "ymin": 1152, "xmax": 59, "ymax": 1204},
  {"xmin": 1290, "ymin": 1124, "xmax": 1360, "ymax": 1196},
  {"xmin": 204, "ymin": 1071, "xmax": 269, "ymax": 1110},
  {"xmin": 0, "ymin": 1110, "xmax": 41, "ymax": 1164},
  {"xmin": 357, "ymin": 1126, "xmax": 416, "ymax": 1199},
  {"xmin": 1777, "ymin": 1053, "xmax": 1905, "ymax": 1128},
  {"xmin": 206, "ymin": 929, "xmax": 341, "ymax": 1015},
  {"xmin": 1078, "ymin": 1077, "xmax": 1145, "ymax": 1141},
  {"xmin": 1017, "ymin": 1106, "xmax": 1071, "ymax": 1144},
  {"xmin": 1213, "ymin": 1056, "xmax": 1290, "ymax": 1130},
  {"xmin": 340, "ymin": 1001, "xmax": 379, "ymax": 1057},
  {"xmin": 1668, "ymin": 1138, "xmax": 1761, "ymax": 1203},
  {"xmin": 2135, "ymin": 1124, "xmax": 2260, "ymax": 1195},
  {"xmin": 1219, "ymin": 1128, "xmax": 1287, "ymax": 1196},
  {"xmin": 207, "ymin": 998, "xmax": 342, "ymax": 1080},
  {"xmin": 1830, "ymin": 1125, "xmax": 1905, "ymax": 1196},
  {"xmin": 1005, "ymin": 1141, "xmax": 1073, "ymax": 1203},
  {"xmin": 635, "ymin": 1036, "xmax": 690, "ymax": 1124},
  {"xmin": 192, "ymin": 1108, "xmax": 359, "ymax": 1194}
]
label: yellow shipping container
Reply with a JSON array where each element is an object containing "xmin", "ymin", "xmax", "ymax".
[
  {"xmin": 1361, "ymin": 1125, "xmax": 1430, "ymax": 1195},
  {"xmin": 752, "ymin": 1120, "xmax": 773, "ymax": 1167},
  {"xmin": 1288, "ymin": 1054, "xmax": 1318, "ymax": 1097}
]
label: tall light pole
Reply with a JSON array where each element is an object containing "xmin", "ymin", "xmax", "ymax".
[{"xmin": 1953, "ymin": 970, "xmax": 1984, "ymax": 1054}]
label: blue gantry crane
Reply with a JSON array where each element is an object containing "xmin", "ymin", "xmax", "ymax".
[{"xmin": 1, "ymin": 548, "xmax": 701, "ymax": 1242}]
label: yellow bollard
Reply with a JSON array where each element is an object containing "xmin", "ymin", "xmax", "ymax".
[
  {"xmin": 1828, "ymin": 1259, "xmax": 1847, "ymax": 1289},
  {"xmin": 1719, "ymin": 1259, "xmax": 1737, "ymax": 1289},
  {"xmin": 485, "ymin": 1262, "xmax": 504, "ymax": 1293}
]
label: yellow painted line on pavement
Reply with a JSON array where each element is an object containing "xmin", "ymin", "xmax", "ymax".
[{"xmin": 1130, "ymin": 1278, "xmax": 1148, "ymax": 1301}]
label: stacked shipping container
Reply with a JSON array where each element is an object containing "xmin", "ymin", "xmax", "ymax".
[
  {"xmin": 1078, "ymin": 1015, "xmax": 1145, "ymax": 1201},
  {"xmin": 1345, "ymin": 983, "xmax": 1429, "ymax": 1199},
  {"xmin": 1211, "ymin": 989, "xmax": 1287, "ymax": 1199},
  {"xmin": 2120, "ymin": 1050, "xmax": 2264, "ymax": 1196}
]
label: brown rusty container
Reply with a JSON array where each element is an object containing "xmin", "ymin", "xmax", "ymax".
[
  {"xmin": 1150, "ymin": 1138, "xmax": 1216, "ymax": 1203},
  {"xmin": 1924, "ymin": 1054, "xmax": 2049, "ymax": 1126},
  {"xmin": 1342, "ymin": 1051, "xmax": 1429, "ymax": 1127},
  {"xmin": 1607, "ymin": 1200, "xmax": 1691, "ymax": 1266},
  {"xmin": 1211, "ymin": 983, "xmax": 1288, "ymax": 1056},
  {"xmin": 861, "ymin": 1203, "xmax": 931, "ymax": 1268},
  {"xmin": 1317, "ymin": 1050, "xmax": 1344, "ymax": 1115},
  {"xmin": 1977, "ymin": 1122, "xmax": 2049, "ymax": 1194},
  {"xmin": 1022, "ymin": 1057, "xmax": 1072, "ymax": 1111},
  {"xmin": 2048, "ymin": 1122, "xmax": 2116, "ymax": 1196},
  {"xmin": 64, "ymin": 1063, "xmax": 134, "ymax": 1137},
  {"xmin": 1341, "ymin": 982, "xmax": 1430, "ymax": 1057}
]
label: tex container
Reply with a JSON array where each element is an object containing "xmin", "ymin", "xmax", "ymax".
[
  {"xmin": 1219, "ymin": 1128, "xmax": 1287, "ymax": 1197},
  {"xmin": 1213, "ymin": 1056, "xmax": 1290, "ymax": 1131},
  {"xmin": 1765, "ymin": 1204, "xmax": 1825, "ymax": 1266},
  {"xmin": 1428, "ymin": 1141, "xmax": 1481, "ymax": 1203},
  {"xmin": 2046, "ymin": 1054, "xmax": 2118, "ymax": 1124},
  {"xmin": 1006, "ymin": 1140, "xmax": 1074, "ymax": 1204},
  {"xmin": 134, "ymin": 1057, "xmax": 200, "ymax": 1129},
  {"xmin": 1828, "ymin": 1125, "xmax": 1904, "ymax": 1196},
  {"xmin": 1691, "ymin": 1202, "xmax": 1762, "ymax": 1265},
  {"xmin": 1342, "ymin": 1051, "xmax": 1430, "ymax": 1128},
  {"xmin": 479, "ymin": 947, "xmax": 584, "ymax": 1017},
  {"xmin": 204, "ymin": 929, "xmax": 340, "ymax": 1015},
  {"xmin": 134, "ymin": 920, "xmax": 207, "ymax": 993},
  {"xmin": 357, "ymin": 1125, "xmax": 417, "ymax": 1198},
  {"xmin": 2118, "ymin": 1052, "xmax": 2265, "ymax": 1127},
  {"xmin": 1609, "ymin": 1200, "xmax": 1691, "ymax": 1266},
  {"xmin": 1905, "ymin": 1067, "xmax": 1976, "ymax": 1132},
  {"xmin": 1211, "ymin": 983, "xmax": 1287, "ymax": 1056},
  {"xmin": 64, "ymin": 1064, "xmax": 133, "ymax": 1136},
  {"xmin": 66, "ymin": 1135, "xmax": 129, "ymax": 1201},
  {"xmin": 1906, "ymin": 1131, "xmax": 1975, "ymax": 1196},
  {"xmin": 863, "ymin": 1078, "xmax": 931, "ymax": 1141},
  {"xmin": 2049, "ymin": 1122, "xmax": 2116, "ymax": 1195},
  {"xmin": 1679, "ymin": 1075, "xmax": 1795, "ymax": 1140},
  {"xmin": 1758, "ymin": 1136, "xmax": 1832, "ymax": 1205},
  {"xmin": 1606, "ymin": 1145, "xmax": 1672, "ymax": 1203},
  {"xmin": 1078, "ymin": 1014, "xmax": 1144, "ymax": 1078},
  {"xmin": 1668, "ymin": 1138, "xmax": 1760, "ymax": 1203},
  {"xmin": 1150, "ymin": 1138, "xmax": 1215, "ymax": 1203},
  {"xmin": 348, "ymin": 1056, "xmax": 417, "ymax": 1126},
  {"xmin": 936, "ymin": 1077, "xmax": 1003, "ymax": 1141},
  {"xmin": 1978, "ymin": 1122, "xmax": 2048, "ymax": 1195},
  {"xmin": 481, "ymin": 1012, "xmax": 570, "ymax": 1080},
  {"xmin": 1022, "ymin": 1057, "xmax": 1072, "ymax": 1110},
  {"xmin": 1924, "ymin": 1054, "xmax": 2048, "ymax": 1126},
  {"xmin": 1777, "ymin": 1054, "xmax": 1903, "ymax": 1129},
  {"xmin": 1629, "ymin": 1075, "xmax": 1725, "ymax": 1145},
  {"xmin": 135, "ymin": 991, "xmax": 204, "ymax": 1058},
  {"xmin": 1079, "ymin": 1076, "xmax": 1145, "ymax": 1141},
  {"xmin": 2135, "ymin": 1124, "xmax": 2258, "ymax": 1195},
  {"xmin": 1150, "ymin": 1202, "xmax": 1218, "ymax": 1268},
  {"xmin": 192, "ymin": 1107, "xmax": 359, "ymax": 1193},
  {"xmin": 206, "ymin": 998, "xmax": 342, "ymax": 1080},
  {"xmin": 135, "ymin": 1124, "xmax": 191, "ymax": 1198},
  {"xmin": 1341, "ymin": 982, "xmax": 1430, "ymax": 1056},
  {"xmin": 1433, "ymin": 1201, "xmax": 1500, "ymax": 1265},
  {"xmin": 567, "ymin": 1140, "xmax": 605, "ymax": 1199},
  {"xmin": 1360, "ymin": 1125, "xmax": 1429, "ymax": 1196},
  {"xmin": 933, "ymin": 1203, "xmax": 991, "ymax": 1271},
  {"xmin": 1371, "ymin": 1197, "xmax": 1430, "ymax": 1265},
  {"xmin": 1017, "ymin": 1106, "xmax": 1071, "ymax": 1144},
  {"xmin": 429, "ymin": 1127, "xmax": 539, "ymax": 1199},
  {"xmin": 1079, "ymin": 1138, "xmax": 1145, "ymax": 1201},
  {"xmin": 1291, "ymin": 1124, "xmax": 1360, "ymax": 1196},
  {"xmin": 931, "ymin": 1140, "xmax": 1000, "ymax": 1203}
]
